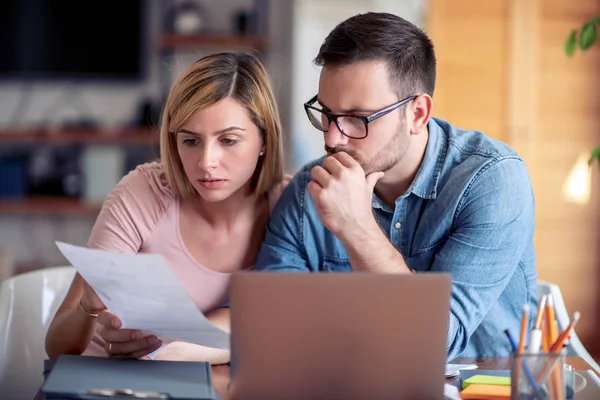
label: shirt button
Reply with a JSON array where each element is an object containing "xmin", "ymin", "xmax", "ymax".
[{"xmin": 394, "ymin": 222, "xmax": 401, "ymax": 229}]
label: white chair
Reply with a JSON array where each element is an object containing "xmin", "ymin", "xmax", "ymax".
[
  {"xmin": 537, "ymin": 280, "xmax": 600, "ymax": 374},
  {"xmin": 0, "ymin": 266, "xmax": 75, "ymax": 400}
]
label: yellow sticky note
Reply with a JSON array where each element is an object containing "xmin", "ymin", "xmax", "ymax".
[
  {"xmin": 460, "ymin": 383, "xmax": 510, "ymax": 400},
  {"xmin": 462, "ymin": 375, "xmax": 511, "ymax": 389}
]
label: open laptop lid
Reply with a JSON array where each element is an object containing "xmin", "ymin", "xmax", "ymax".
[{"xmin": 229, "ymin": 272, "xmax": 451, "ymax": 400}]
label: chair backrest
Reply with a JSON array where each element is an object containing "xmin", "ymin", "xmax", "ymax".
[
  {"xmin": 537, "ymin": 280, "xmax": 600, "ymax": 374},
  {"xmin": 0, "ymin": 266, "xmax": 75, "ymax": 400}
]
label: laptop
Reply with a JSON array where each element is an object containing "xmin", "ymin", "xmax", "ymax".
[{"xmin": 228, "ymin": 272, "xmax": 451, "ymax": 400}]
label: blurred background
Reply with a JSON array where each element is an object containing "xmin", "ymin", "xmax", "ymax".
[{"xmin": 0, "ymin": 0, "xmax": 598, "ymax": 355}]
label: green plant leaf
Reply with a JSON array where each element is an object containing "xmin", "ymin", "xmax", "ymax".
[
  {"xmin": 579, "ymin": 22, "xmax": 598, "ymax": 50},
  {"xmin": 565, "ymin": 29, "xmax": 578, "ymax": 56},
  {"xmin": 589, "ymin": 146, "xmax": 600, "ymax": 167}
]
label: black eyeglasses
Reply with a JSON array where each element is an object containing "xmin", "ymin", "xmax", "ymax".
[{"xmin": 303, "ymin": 94, "xmax": 418, "ymax": 139}]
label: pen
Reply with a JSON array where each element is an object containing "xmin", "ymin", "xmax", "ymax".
[
  {"xmin": 528, "ymin": 295, "xmax": 546, "ymax": 354},
  {"xmin": 504, "ymin": 329, "xmax": 540, "ymax": 393}
]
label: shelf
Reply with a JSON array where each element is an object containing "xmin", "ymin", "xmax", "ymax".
[
  {"xmin": 0, "ymin": 128, "xmax": 158, "ymax": 145},
  {"xmin": 158, "ymin": 34, "xmax": 267, "ymax": 51},
  {"xmin": 0, "ymin": 197, "xmax": 102, "ymax": 215}
]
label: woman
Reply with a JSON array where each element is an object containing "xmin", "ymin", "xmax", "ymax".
[{"xmin": 45, "ymin": 52, "xmax": 287, "ymax": 364}]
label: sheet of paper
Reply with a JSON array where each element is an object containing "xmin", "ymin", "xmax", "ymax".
[
  {"xmin": 445, "ymin": 363, "xmax": 478, "ymax": 377},
  {"xmin": 56, "ymin": 241, "xmax": 230, "ymax": 350},
  {"xmin": 443, "ymin": 383, "xmax": 461, "ymax": 400}
]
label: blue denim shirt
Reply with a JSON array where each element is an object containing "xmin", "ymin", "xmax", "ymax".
[{"xmin": 255, "ymin": 117, "xmax": 537, "ymax": 360}]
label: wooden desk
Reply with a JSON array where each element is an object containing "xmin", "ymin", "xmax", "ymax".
[
  {"xmin": 211, "ymin": 364, "xmax": 230, "ymax": 400},
  {"xmin": 36, "ymin": 358, "xmax": 596, "ymax": 400},
  {"xmin": 212, "ymin": 357, "xmax": 598, "ymax": 400},
  {"xmin": 452, "ymin": 357, "xmax": 596, "ymax": 373}
]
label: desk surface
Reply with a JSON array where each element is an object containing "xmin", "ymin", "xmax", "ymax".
[
  {"xmin": 36, "ymin": 357, "xmax": 597, "ymax": 400},
  {"xmin": 211, "ymin": 357, "xmax": 598, "ymax": 400}
]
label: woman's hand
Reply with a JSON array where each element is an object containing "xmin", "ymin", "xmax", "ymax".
[
  {"xmin": 97, "ymin": 311, "xmax": 163, "ymax": 358},
  {"xmin": 80, "ymin": 281, "xmax": 162, "ymax": 358},
  {"xmin": 154, "ymin": 341, "xmax": 230, "ymax": 364}
]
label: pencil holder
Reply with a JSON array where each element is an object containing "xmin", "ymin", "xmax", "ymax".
[{"xmin": 510, "ymin": 350, "xmax": 566, "ymax": 400}]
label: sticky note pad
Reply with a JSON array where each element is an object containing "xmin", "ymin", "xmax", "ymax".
[
  {"xmin": 462, "ymin": 374, "xmax": 511, "ymax": 389},
  {"xmin": 460, "ymin": 383, "xmax": 510, "ymax": 400}
]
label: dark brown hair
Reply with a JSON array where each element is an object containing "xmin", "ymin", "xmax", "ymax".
[
  {"xmin": 315, "ymin": 12, "xmax": 436, "ymax": 98},
  {"xmin": 160, "ymin": 52, "xmax": 284, "ymax": 199}
]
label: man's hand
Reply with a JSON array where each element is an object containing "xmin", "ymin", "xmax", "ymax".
[{"xmin": 307, "ymin": 152, "xmax": 384, "ymax": 240}]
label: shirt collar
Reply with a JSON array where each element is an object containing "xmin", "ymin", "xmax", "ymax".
[
  {"xmin": 407, "ymin": 117, "xmax": 446, "ymax": 200},
  {"xmin": 371, "ymin": 117, "xmax": 446, "ymax": 209},
  {"xmin": 372, "ymin": 193, "xmax": 392, "ymax": 211}
]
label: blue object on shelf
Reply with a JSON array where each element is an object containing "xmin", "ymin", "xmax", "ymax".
[{"xmin": 0, "ymin": 158, "xmax": 26, "ymax": 198}]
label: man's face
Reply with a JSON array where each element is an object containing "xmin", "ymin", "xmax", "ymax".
[{"xmin": 317, "ymin": 60, "xmax": 413, "ymax": 175}]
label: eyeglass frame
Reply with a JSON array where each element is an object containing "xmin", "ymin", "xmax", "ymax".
[{"xmin": 303, "ymin": 94, "xmax": 418, "ymax": 139}]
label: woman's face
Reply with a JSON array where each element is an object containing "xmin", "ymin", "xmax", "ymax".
[{"xmin": 176, "ymin": 97, "xmax": 265, "ymax": 202}]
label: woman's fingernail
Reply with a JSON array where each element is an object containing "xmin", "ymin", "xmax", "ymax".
[
  {"xmin": 132, "ymin": 331, "xmax": 142, "ymax": 340},
  {"xmin": 148, "ymin": 336, "xmax": 157, "ymax": 345},
  {"xmin": 112, "ymin": 320, "xmax": 120, "ymax": 329}
]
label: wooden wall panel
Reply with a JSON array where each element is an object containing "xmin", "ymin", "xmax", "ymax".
[
  {"xmin": 426, "ymin": 0, "xmax": 510, "ymax": 142},
  {"xmin": 535, "ymin": 0, "xmax": 600, "ymax": 340},
  {"xmin": 427, "ymin": 0, "xmax": 600, "ymax": 347}
]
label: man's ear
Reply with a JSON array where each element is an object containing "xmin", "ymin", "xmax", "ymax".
[{"xmin": 409, "ymin": 94, "xmax": 433, "ymax": 135}]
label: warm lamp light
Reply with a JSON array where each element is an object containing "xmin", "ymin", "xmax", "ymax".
[{"xmin": 562, "ymin": 153, "xmax": 592, "ymax": 204}]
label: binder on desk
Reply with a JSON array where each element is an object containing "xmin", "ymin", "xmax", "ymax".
[{"xmin": 41, "ymin": 355, "xmax": 217, "ymax": 400}]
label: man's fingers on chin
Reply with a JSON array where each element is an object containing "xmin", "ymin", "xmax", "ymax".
[
  {"xmin": 307, "ymin": 181, "xmax": 322, "ymax": 196},
  {"xmin": 322, "ymin": 155, "xmax": 344, "ymax": 174},
  {"xmin": 332, "ymin": 151, "xmax": 358, "ymax": 168}
]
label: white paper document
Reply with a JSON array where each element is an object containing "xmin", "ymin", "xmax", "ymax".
[
  {"xmin": 445, "ymin": 363, "xmax": 478, "ymax": 378},
  {"xmin": 443, "ymin": 383, "xmax": 461, "ymax": 400},
  {"xmin": 55, "ymin": 241, "xmax": 230, "ymax": 350}
]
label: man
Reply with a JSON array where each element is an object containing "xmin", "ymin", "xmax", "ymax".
[{"xmin": 255, "ymin": 12, "xmax": 537, "ymax": 359}]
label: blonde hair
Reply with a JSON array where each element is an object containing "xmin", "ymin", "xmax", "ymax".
[{"xmin": 160, "ymin": 52, "xmax": 284, "ymax": 198}]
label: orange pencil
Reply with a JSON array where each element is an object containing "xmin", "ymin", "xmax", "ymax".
[
  {"xmin": 518, "ymin": 304, "xmax": 530, "ymax": 355},
  {"xmin": 545, "ymin": 295, "xmax": 558, "ymax": 343},
  {"xmin": 550, "ymin": 312, "xmax": 580, "ymax": 353},
  {"xmin": 534, "ymin": 295, "xmax": 547, "ymax": 329},
  {"xmin": 544, "ymin": 296, "xmax": 560, "ymax": 398},
  {"xmin": 541, "ymin": 318, "xmax": 549, "ymax": 352},
  {"xmin": 532, "ymin": 312, "xmax": 581, "ymax": 400}
]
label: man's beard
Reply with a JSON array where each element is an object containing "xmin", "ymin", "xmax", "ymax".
[{"xmin": 324, "ymin": 122, "xmax": 410, "ymax": 175}]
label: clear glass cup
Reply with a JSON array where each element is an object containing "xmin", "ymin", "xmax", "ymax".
[{"xmin": 510, "ymin": 351, "xmax": 566, "ymax": 400}]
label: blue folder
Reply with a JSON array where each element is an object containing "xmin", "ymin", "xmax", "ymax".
[{"xmin": 41, "ymin": 354, "xmax": 217, "ymax": 400}]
